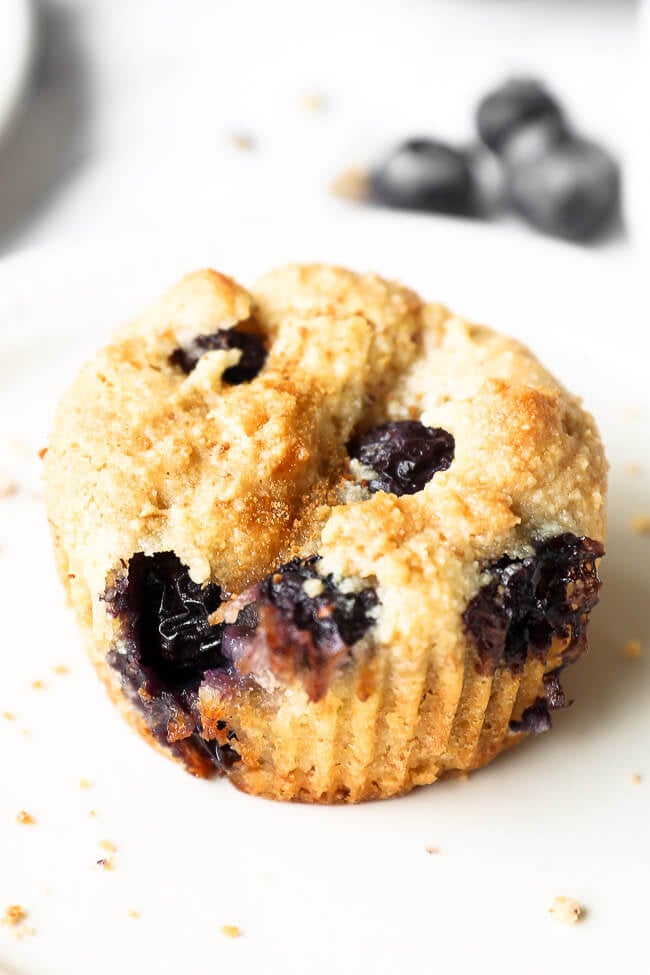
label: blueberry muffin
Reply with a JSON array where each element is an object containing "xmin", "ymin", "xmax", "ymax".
[{"xmin": 44, "ymin": 265, "xmax": 606, "ymax": 802}]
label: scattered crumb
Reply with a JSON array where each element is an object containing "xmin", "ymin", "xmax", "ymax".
[
  {"xmin": 1, "ymin": 905, "xmax": 34, "ymax": 939},
  {"xmin": 21, "ymin": 729, "xmax": 31, "ymax": 738},
  {"xmin": 68, "ymin": 573, "xmax": 76, "ymax": 579},
  {"xmin": 303, "ymin": 577, "xmax": 324, "ymax": 598},
  {"xmin": 424, "ymin": 845, "xmax": 439, "ymax": 855},
  {"xmin": 630, "ymin": 514, "xmax": 650, "ymax": 535},
  {"xmin": 221, "ymin": 924, "xmax": 242, "ymax": 939},
  {"xmin": 80, "ymin": 778, "xmax": 92, "ymax": 790},
  {"xmin": 16, "ymin": 810, "xmax": 35, "ymax": 825},
  {"xmin": 2, "ymin": 711, "xmax": 15, "ymax": 721},
  {"xmin": 31, "ymin": 680, "xmax": 45, "ymax": 690},
  {"xmin": 99, "ymin": 839, "xmax": 116, "ymax": 853},
  {"xmin": 53, "ymin": 665, "xmax": 69, "ymax": 675},
  {"xmin": 2, "ymin": 905, "xmax": 26, "ymax": 926},
  {"xmin": 230, "ymin": 133, "xmax": 254, "ymax": 151},
  {"xmin": 623, "ymin": 640, "xmax": 642, "ymax": 659},
  {"xmin": 0, "ymin": 475, "xmax": 17, "ymax": 498},
  {"xmin": 38, "ymin": 447, "xmax": 48, "ymax": 460},
  {"xmin": 631, "ymin": 773, "xmax": 642, "ymax": 785},
  {"xmin": 549, "ymin": 896, "xmax": 582, "ymax": 925},
  {"xmin": 89, "ymin": 809, "xmax": 97, "ymax": 818},
  {"xmin": 128, "ymin": 909, "xmax": 140, "ymax": 919},
  {"xmin": 330, "ymin": 166, "xmax": 370, "ymax": 202},
  {"xmin": 624, "ymin": 462, "xmax": 642, "ymax": 477},
  {"xmin": 96, "ymin": 857, "xmax": 114, "ymax": 870},
  {"xmin": 0, "ymin": 477, "xmax": 17, "ymax": 499},
  {"xmin": 300, "ymin": 92, "xmax": 326, "ymax": 112}
]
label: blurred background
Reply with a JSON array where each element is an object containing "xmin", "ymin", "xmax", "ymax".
[{"xmin": 0, "ymin": 0, "xmax": 644, "ymax": 257}]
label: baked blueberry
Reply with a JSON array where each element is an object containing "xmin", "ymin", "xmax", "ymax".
[
  {"xmin": 369, "ymin": 139, "xmax": 475, "ymax": 215},
  {"xmin": 170, "ymin": 325, "xmax": 267, "ymax": 383},
  {"xmin": 509, "ymin": 698, "xmax": 552, "ymax": 736},
  {"xmin": 508, "ymin": 137, "xmax": 620, "ymax": 241},
  {"xmin": 222, "ymin": 557, "xmax": 379, "ymax": 702},
  {"xmin": 477, "ymin": 78, "xmax": 564, "ymax": 153},
  {"xmin": 463, "ymin": 534, "xmax": 604, "ymax": 675},
  {"xmin": 348, "ymin": 420, "xmax": 454, "ymax": 496}
]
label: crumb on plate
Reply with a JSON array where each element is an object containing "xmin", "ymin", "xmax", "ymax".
[
  {"xmin": 99, "ymin": 839, "xmax": 116, "ymax": 852},
  {"xmin": 330, "ymin": 166, "xmax": 369, "ymax": 202},
  {"xmin": 631, "ymin": 773, "xmax": 642, "ymax": 785},
  {"xmin": 300, "ymin": 92, "xmax": 326, "ymax": 112},
  {"xmin": 2, "ymin": 711, "xmax": 15, "ymax": 721},
  {"xmin": 229, "ymin": 133, "xmax": 254, "ymax": 151},
  {"xmin": 2, "ymin": 905, "xmax": 26, "ymax": 926},
  {"xmin": 221, "ymin": 924, "xmax": 242, "ymax": 938},
  {"xmin": 0, "ymin": 476, "xmax": 17, "ymax": 498},
  {"xmin": 624, "ymin": 462, "xmax": 642, "ymax": 477},
  {"xmin": 630, "ymin": 514, "xmax": 650, "ymax": 535},
  {"xmin": 80, "ymin": 778, "xmax": 92, "ymax": 789},
  {"xmin": 31, "ymin": 680, "xmax": 45, "ymax": 690},
  {"xmin": 38, "ymin": 447, "xmax": 48, "ymax": 460},
  {"xmin": 549, "ymin": 896, "xmax": 582, "ymax": 925},
  {"xmin": 53, "ymin": 665, "xmax": 69, "ymax": 675},
  {"xmin": 16, "ymin": 810, "xmax": 35, "ymax": 825},
  {"xmin": 128, "ymin": 909, "xmax": 140, "ymax": 919},
  {"xmin": 425, "ymin": 845, "xmax": 439, "ymax": 854},
  {"xmin": 623, "ymin": 640, "xmax": 642, "ymax": 659},
  {"xmin": 96, "ymin": 857, "xmax": 114, "ymax": 870}
]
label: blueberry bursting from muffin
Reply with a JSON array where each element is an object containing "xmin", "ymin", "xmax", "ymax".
[{"xmin": 102, "ymin": 326, "xmax": 604, "ymax": 773}]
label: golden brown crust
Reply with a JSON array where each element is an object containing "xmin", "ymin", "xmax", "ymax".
[{"xmin": 44, "ymin": 264, "xmax": 607, "ymax": 802}]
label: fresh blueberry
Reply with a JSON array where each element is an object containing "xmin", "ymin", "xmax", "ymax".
[
  {"xmin": 370, "ymin": 139, "xmax": 475, "ymax": 215},
  {"xmin": 500, "ymin": 115, "xmax": 567, "ymax": 171},
  {"xmin": 170, "ymin": 326, "xmax": 267, "ymax": 383},
  {"xmin": 477, "ymin": 79, "xmax": 564, "ymax": 153},
  {"xmin": 348, "ymin": 420, "xmax": 455, "ymax": 496},
  {"xmin": 508, "ymin": 137, "xmax": 620, "ymax": 241}
]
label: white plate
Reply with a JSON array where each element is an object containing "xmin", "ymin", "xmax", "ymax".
[
  {"xmin": 0, "ymin": 211, "xmax": 648, "ymax": 975},
  {"xmin": 0, "ymin": 0, "xmax": 34, "ymax": 146}
]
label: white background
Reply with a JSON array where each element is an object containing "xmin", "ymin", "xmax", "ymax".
[
  {"xmin": 0, "ymin": 5, "xmax": 648, "ymax": 974},
  {"xmin": 0, "ymin": 0, "xmax": 643, "ymax": 255}
]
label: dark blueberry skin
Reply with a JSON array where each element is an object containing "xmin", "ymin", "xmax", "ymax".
[
  {"xmin": 477, "ymin": 79, "xmax": 564, "ymax": 153},
  {"xmin": 464, "ymin": 534, "xmax": 604, "ymax": 675},
  {"xmin": 508, "ymin": 137, "xmax": 620, "ymax": 241},
  {"xmin": 349, "ymin": 421, "xmax": 455, "ymax": 497},
  {"xmin": 500, "ymin": 115, "xmax": 567, "ymax": 171},
  {"xmin": 508, "ymin": 669, "xmax": 570, "ymax": 736},
  {"xmin": 259, "ymin": 557, "xmax": 378, "ymax": 651},
  {"xmin": 509, "ymin": 698, "xmax": 552, "ymax": 736},
  {"xmin": 105, "ymin": 552, "xmax": 235, "ymax": 771},
  {"xmin": 370, "ymin": 139, "xmax": 475, "ymax": 216},
  {"xmin": 170, "ymin": 325, "xmax": 267, "ymax": 383},
  {"xmin": 221, "ymin": 557, "xmax": 379, "ymax": 702},
  {"xmin": 105, "ymin": 552, "xmax": 379, "ymax": 755}
]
